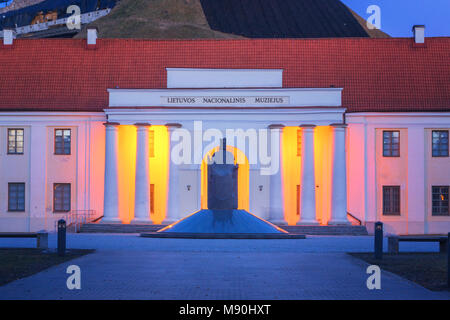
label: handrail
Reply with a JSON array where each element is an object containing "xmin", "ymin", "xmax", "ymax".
[
  {"xmin": 91, "ymin": 215, "xmax": 104, "ymax": 223},
  {"xmin": 54, "ymin": 210, "xmax": 98, "ymax": 233},
  {"xmin": 347, "ymin": 212, "xmax": 362, "ymax": 226}
]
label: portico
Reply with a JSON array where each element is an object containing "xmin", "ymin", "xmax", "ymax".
[{"xmin": 101, "ymin": 82, "xmax": 350, "ymax": 226}]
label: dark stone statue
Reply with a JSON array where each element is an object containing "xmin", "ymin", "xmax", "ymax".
[
  {"xmin": 207, "ymin": 138, "xmax": 238, "ymax": 210},
  {"xmin": 159, "ymin": 138, "xmax": 286, "ymax": 235}
]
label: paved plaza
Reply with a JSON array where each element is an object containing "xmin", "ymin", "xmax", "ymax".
[{"xmin": 0, "ymin": 234, "xmax": 449, "ymax": 300}]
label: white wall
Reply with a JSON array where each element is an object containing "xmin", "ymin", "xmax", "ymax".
[
  {"xmin": 347, "ymin": 113, "xmax": 450, "ymax": 235},
  {"xmin": 0, "ymin": 113, "xmax": 106, "ymax": 232}
]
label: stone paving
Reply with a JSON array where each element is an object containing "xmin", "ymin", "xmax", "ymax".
[{"xmin": 0, "ymin": 234, "xmax": 449, "ymax": 300}]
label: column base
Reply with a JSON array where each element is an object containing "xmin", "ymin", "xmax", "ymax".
[
  {"xmin": 130, "ymin": 218, "xmax": 153, "ymax": 225},
  {"xmin": 269, "ymin": 219, "xmax": 288, "ymax": 226},
  {"xmin": 297, "ymin": 220, "xmax": 319, "ymax": 226},
  {"xmin": 100, "ymin": 217, "xmax": 122, "ymax": 224},
  {"xmin": 162, "ymin": 219, "xmax": 178, "ymax": 225},
  {"xmin": 328, "ymin": 220, "xmax": 351, "ymax": 226}
]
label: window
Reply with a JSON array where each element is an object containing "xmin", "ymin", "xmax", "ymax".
[
  {"xmin": 54, "ymin": 129, "xmax": 71, "ymax": 155},
  {"xmin": 297, "ymin": 129, "xmax": 302, "ymax": 157},
  {"xmin": 8, "ymin": 183, "xmax": 25, "ymax": 212},
  {"xmin": 149, "ymin": 130, "xmax": 155, "ymax": 158},
  {"xmin": 150, "ymin": 184, "xmax": 155, "ymax": 214},
  {"xmin": 432, "ymin": 186, "xmax": 449, "ymax": 216},
  {"xmin": 296, "ymin": 185, "xmax": 301, "ymax": 216},
  {"xmin": 8, "ymin": 128, "xmax": 24, "ymax": 154},
  {"xmin": 432, "ymin": 130, "xmax": 449, "ymax": 157},
  {"xmin": 383, "ymin": 186, "xmax": 400, "ymax": 215},
  {"xmin": 383, "ymin": 131, "xmax": 400, "ymax": 157},
  {"xmin": 53, "ymin": 183, "xmax": 71, "ymax": 212}
]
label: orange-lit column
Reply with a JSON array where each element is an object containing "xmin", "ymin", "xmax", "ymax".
[
  {"xmin": 268, "ymin": 124, "xmax": 286, "ymax": 225},
  {"xmin": 329, "ymin": 124, "xmax": 350, "ymax": 225},
  {"xmin": 297, "ymin": 125, "xmax": 319, "ymax": 225},
  {"xmin": 163, "ymin": 123, "xmax": 182, "ymax": 224},
  {"xmin": 132, "ymin": 123, "xmax": 152, "ymax": 224},
  {"xmin": 101, "ymin": 122, "xmax": 121, "ymax": 223}
]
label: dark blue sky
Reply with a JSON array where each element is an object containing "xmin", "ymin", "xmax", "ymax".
[{"xmin": 342, "ymin": 0, "xmax": 449, "ymax": 37}]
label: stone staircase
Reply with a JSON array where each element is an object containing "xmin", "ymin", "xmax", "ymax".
[
  {"xmin": 79, "ymin": 224, "xmax": 165, "ymax": 233},
  {"xmin": 282, "ymin": 225, "xmax": 368, "ymax": 236},
  {"xmin": 80, "ymin": 223, "xmax": 368, "ymax": 236}
]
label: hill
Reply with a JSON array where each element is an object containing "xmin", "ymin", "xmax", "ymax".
[
  {"xmin": 78, "ymin": 0, "xmax": 390, "ymax": 39},
  {"xmin": 76, "ymin": 0, "xmax": 242, "ymax": 39}
]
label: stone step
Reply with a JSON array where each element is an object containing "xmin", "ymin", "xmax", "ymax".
[
  {"xmin": 79, "ymin": 223, "xmax": 368, "ymax": 235},
  {"xmin": 282, "ymin": 225, "xmax": 368, "ymax": 235},
  {"xmin": 79, "ymin": 224, "xmax": 164, "ymax": 233}
]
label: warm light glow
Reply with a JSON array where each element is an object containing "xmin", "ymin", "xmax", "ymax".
[
  {"xmin": 118, "ymin": 125, "xmax": 137, "ymax": 223},
  {"xmin": 282, "ymin": 126, "xmax": 333, "ymax": 225},
  {"xmin": 282, "ymin": 127, "xmax": 301, "ymax": 225},
  {"xmin": 149, "ymin": 126, "xmax": 169, "ymax": 224},
  {"xmin": 201, "ymin": 146, "xmax": 250, "ymax": 211},
  {"xmin": 117, "ymin": 125, "xmax": 168, "ymax": 224},
  {"xmin": 314, "ymin": 126, "xmax": 333, "ymax": 225},
  {"xmin": 115, "ymin": 125, "xmax": 333, "ymax": 225}
]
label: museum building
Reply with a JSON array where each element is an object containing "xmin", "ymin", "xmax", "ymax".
[{"xmin": 0, "ymin": 26, "xmax": 449, "ymax": 235}]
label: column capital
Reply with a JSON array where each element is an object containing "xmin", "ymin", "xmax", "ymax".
[
  {"xmin": 134, "ymin": 122, "xmax": 151, "ymax": 127},
  {"xmin": 268, "ymin": 124, "xmax": 285, "ymax": 130},
  {"xmin": 103, "ymin": 122, "xmax": 120, "ymax": 127},
  {"xmin": 330, "ymin": 123, "xmax": 348, "ymax": 129},
  {"xmin": 299, "ymin": 124, "xmax": 316, "ymax": 131},
  {"xmin": 165, "ymin": 123, "xmax": 182, "ymax": 129}
]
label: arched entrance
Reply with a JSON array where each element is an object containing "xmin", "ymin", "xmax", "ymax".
[
  {"xmin": 157, "ymin": 140, "xmax": 288, "ymax": 236},
  {"xmin": 200, "ymin": 143, "xmax": 249, "ymax": 211}
]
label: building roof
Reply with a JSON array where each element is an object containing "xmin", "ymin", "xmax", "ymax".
[{"xmin": 1, "ymin": 38, "xmax": 450, "ymax": 113}]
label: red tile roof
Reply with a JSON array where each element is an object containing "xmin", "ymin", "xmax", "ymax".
[{"xmin": 1, "ymin": 38, "xmax": 450, "ymax": 112}]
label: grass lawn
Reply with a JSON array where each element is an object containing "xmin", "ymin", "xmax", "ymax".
[
  {"xmin": 0, "ymin": 248, "xmax": 94, "ymax": 287},
  {"xmin": 350, "ymin": 252, "xmax": 449, "ymax": 291}
]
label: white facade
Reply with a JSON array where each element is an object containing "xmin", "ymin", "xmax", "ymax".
[
  {"xmin": 347, "ymin": 113, "xmax": 450, "ymax": 235},
  {"xmin": 0, "ymin": 70, "xmax": 449, "ymax": 235},
  {"xmin": 0, "ymin": 112, "xmax": 106, "ymax": 232}
]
